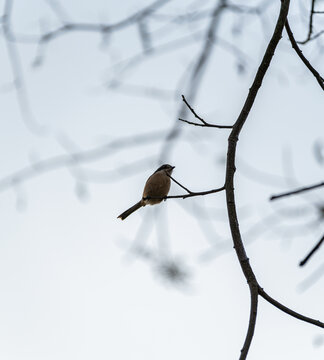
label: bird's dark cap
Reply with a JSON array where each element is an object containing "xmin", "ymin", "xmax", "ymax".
[{"xmin": 155, "ymin": 164, "xmax": 175, "ymax": 172}]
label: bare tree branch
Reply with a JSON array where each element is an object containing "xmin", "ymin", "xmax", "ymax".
[
  {"xmin": 298, "ymin": 29, "xmax": 324, "ymax": 44},
  {"xmin": 177, "ymin": 4, "xmax": 324, "ymax": 356},
  {"xmin": 27, "ymin": 0, "xmax": 172, "ymax": 45},
  {"xmin": 299, "ymin": 233, "xmax": 324, "ymax": 266},
  {"xmin": 2, "ymin": 0, "xmax": 47, "ymax": 135},
  {"xmin": 145, "ymin": 185, "xmax": 225, "ymax": 200},
  {"xmin": 303, "ymin": 0, "xmax": 316, "ymax": 43},
  {"xmin": 240, "ymin": 283, "xmax": 259, "ymax": 359},
  {"xmin": 165, "ymin": 186, "xmax": 225, "ymax": 199},
  {"xmin": 159, "ymin": 0, "xmax": 228, "ymax": 161},
  {"xmin": 179, "ymin": 95, "xmax": 233, "ymax": 128},
  {"xmin": 296, "ymin": 0, "xmax": 324, "ymax": 44},
  {"xmin": 270, "ymin": 181, "xmax": 324, "ymax": 201},
  {"xmin": 168, "ymin": 175, "xmax": 192, "ymax": 194},
  {"xmin": 298, "ymin": 263, "xmax": 324, "ymax": 292},
  {"xmin": 225, "ymin": 0, "xmax": 290, "ymax": 357},
  {"xmin": 2, "ymin": 1, "xmax": 324, "ymax": 358},
  {"xmin": 258, "ymin": 286, "xmax": 324, "ymax": 328},
  {"xmin": 285, "ymin": 20, "xmax": 324, "ymax": 91},
  {"xmin": 297, "ymin": 0, "xmax": 324, "ymax": 45},
  {"xmin": 0, "ymin": 130, "xmax": 166, "ymax": 193}
]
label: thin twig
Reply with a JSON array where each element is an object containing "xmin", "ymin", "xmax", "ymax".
[
  {"xmin": 181, "ymin": 94, "xmax": 207, "ymax": 124},
  {"xmin": 270, "ymin": 181, "xmax": 324, "ymax": 201},
  {"xmin": 299, "ymin": 234, "xmax": 324, "ymax": 266},
  {"xmin": 168, "ymin": 175, "xmax": 192, "ymax": 193},
  {"xmin": 298, "ymin": 263, "xmax": 324, "ymax": 292},
  {"xmin": 258, "ymin": 287, "xmax": 324, "ymax": 328},
  {"xmin": 166, "ymin": 186, "xmax": 225, "ymax": 199},
  {"xmin": 285, "ymin": 20, "xmax": 324, "ymax": 91},
  {"xmin": 299, "ymin": 29, "xmax": 324, "ymax": 43},
  {"xmin": 179, "ymin": 95, "xmax": 233, "ymax": 128},
  {"xmin": 178, "ymin": 118, "xmax": 233, "ymax": 128},
  {"xmin": 144, "ymin": 185, "xmax": 225, "ymax": 200},
  {"xmin": 305, "ymin": 0, "xmax": 316, "ymax": 42}
]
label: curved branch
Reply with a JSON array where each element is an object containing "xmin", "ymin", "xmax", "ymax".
[
  {"xmin": 240, "ymin": 283, "xmax": 258, "ymax": 359},
  {"xmin": 225, "ymin": 0, "xmax": 290, "ymax": 358},
  {"xmin": 258, "ymin": 287, "xmax": 324, "ymax": 328},
  {"xmin": 285, "ymin": 20, "xmax": 324, "ymax": 91}
]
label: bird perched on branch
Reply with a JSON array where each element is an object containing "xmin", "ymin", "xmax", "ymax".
[{"xmin": 117, "ymin": 164, "xmax": 175, "ymax": 220}]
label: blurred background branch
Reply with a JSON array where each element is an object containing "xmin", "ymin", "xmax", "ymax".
[{"xmin": 1, "ymin": 0, "xmax": 324, "ymax": 359}]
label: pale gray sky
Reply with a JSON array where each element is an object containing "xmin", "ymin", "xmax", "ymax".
[{"xmin": 0, "ymin": 1, "xmax": 324, "ymax": 359}]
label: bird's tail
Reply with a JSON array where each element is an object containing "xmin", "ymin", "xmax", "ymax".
[{"xmin": 117, "ymin": 200, "xmax": 143, "ymax": 220}]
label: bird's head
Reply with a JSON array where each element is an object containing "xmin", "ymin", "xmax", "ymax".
[{"xmin": 155, "ymin": 164, "xmax": 175, "ymax": 175}]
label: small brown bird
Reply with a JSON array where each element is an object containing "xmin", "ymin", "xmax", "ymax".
[{"xmin": 117, "ymin": 164, "xmax": 175, "ymax": 220}]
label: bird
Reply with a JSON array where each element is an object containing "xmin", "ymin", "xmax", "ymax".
[{"xmin": 117, "ymin": 164, "xmax": 175, "ymax": 220}]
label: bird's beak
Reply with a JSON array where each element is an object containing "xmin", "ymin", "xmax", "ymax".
[{"xmin": 172, "ymin": 166, "xmax": 175, "ymax": 169}]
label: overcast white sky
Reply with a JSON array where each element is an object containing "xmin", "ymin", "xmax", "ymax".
[{"xmin": 0, "ymin": 0, "xmax": 324, "ymax": 359}]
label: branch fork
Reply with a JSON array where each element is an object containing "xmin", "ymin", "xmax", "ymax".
[{"xmin": 179, "ymin": 95, "xmax": 233, "ymax": 129}]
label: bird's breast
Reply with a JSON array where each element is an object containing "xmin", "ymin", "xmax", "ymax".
[{"xmin": 142, "ymin": 172, "xmax": 171, "ymax": 205}]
